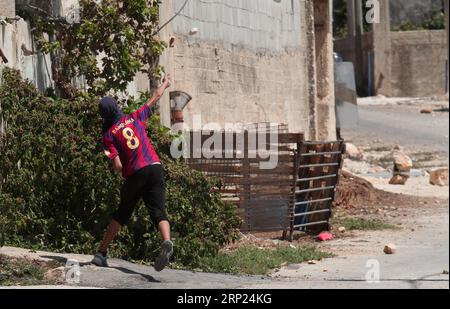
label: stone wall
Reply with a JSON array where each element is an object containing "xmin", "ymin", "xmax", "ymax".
[
  {"xmin": 335, "ymin": 29, "xmax": 448, "ymax": 97},
  {"xmin": 334, "ymin": 0, "xmax": 448, "ymax": 98},
  {"xmin": 390, "ymin": 30, "xmax": 447, "ymax": 97}
]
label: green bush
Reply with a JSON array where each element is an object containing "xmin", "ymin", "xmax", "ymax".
[{"xmin": 0, "ymin": 68, "xmax": 241, "ymax": 267}]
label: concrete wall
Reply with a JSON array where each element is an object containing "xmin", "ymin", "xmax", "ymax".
[
  {"xmin": 334, "ymin": 0, "xmax": 448, "ymax": 97},
  {"xmin": 161, "ymin": 0, "xmax": 335, "ymax": 139},
  {"xmin": 0, "ymin": 19, "xmax": 54, "ymax": 92},
  {"xmin": 0, "ymin": 0, "xmax": 15, "ymax": 18},
  {"xmin": 313, "ymin": 0, "xmax": 336, "ymax": 140},
  {"xmin": 336, "ymin": 29, "xmax": 448, "ymax": 97},
  {"xmin": 390, "ymin": 30, "xmax": 447, "ymax": 97}
]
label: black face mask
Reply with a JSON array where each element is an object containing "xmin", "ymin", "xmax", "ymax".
[{"xmin": 99, "ymin": 97, "xmax": 124, "ymax": 133}]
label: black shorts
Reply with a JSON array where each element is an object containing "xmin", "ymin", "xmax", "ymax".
[{"xmin": 113, "ymin": 164, "xmax": 168, "ymax": 226}]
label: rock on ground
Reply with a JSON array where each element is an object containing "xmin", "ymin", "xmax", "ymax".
[
  {"xmin": 345, "ymin": 143, "xmax": 364, "ymax": 161},
  {"xmin": 384, "ymin": 244, "xmax": 397, "ymax": 255},
  {"xmin": 389, "ymin": 175, "xmax": 409, "ymax": 185},
  {"xmin": 430, "ymin": 168, "xmax": 449, "ymax": 187},
  {"xmin": 420, "ymin": 108, "xmax": 433, "ymax": 114},
  {"xmin": 393, "ymin": 152, "xmax": 413, "ymax": 173}
]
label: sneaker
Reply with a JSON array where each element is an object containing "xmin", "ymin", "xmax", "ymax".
[
  {"xmin": 91, "ymin": 252, "xmax": 108, "ymax": 267},
  {"xmin": 154, "ymin": 240, "xmax": 173, "ymax": 272}
]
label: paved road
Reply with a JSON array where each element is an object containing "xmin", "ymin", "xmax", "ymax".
[{"xmin": 341, "ymin": 102, "xmax": 449, "ymax": 154}]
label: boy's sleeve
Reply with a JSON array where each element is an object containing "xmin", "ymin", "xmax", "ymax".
[
  {"xmin": 103, "ymin": 134, "xmax": 118, "ymax": 160},
  {"xmin": 131, "ymin": 104, "xmax": 152, "ymax": 123}
]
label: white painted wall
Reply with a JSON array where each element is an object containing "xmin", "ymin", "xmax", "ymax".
[
  {"xmin": 172, "ymin": 0, "xmax": 303, "ymax": 52},
  {"xmin": 0, "ymin": 19, "xmax": 53, "ymax": 91}
]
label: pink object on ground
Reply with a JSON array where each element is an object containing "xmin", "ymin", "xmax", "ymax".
[{"xmin": 317, "ymin": 232, "xmax": 334, "ymax": 241}]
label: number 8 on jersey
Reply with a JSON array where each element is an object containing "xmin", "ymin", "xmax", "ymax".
[{"xmin": 123, "ymin": 127, "xmax": 140, "ymax": 150}]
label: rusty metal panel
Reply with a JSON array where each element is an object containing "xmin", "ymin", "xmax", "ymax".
[{"xmin": 186, "ymin": 127, "xmax": 303, "ymax": 233}]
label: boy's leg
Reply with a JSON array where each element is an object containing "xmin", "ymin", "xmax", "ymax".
[
  {"xmin": 142, "ymin": 164, "xmax": 173, "ymax": 272},
  {"xmin": 158, "ymin": 220, "xmax": 171, "ymax": 242},
  {"xmin": 143, "ymin": 165, "xmax": 171, "ymax": 241},
  {"xmin": 92, "ymin": 171, "xmax": 145, "ymax": 266},
  {"xmin": 98, "ymin": 219, "xmax": 122, "ymax": 253},
  {"xmin": 92, "ymin": 220, "xmax": 122, "ymax": 267}
]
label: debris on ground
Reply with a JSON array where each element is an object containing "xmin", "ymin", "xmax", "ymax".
[
  {"xmin": 389, "ymin": 175, "xmax": 409, "ymax": 185},
  {"xmin": 420, "ymin": 108, "xmax": 433, "ymax": 114},
  {"xmin": 338, "ymin": 227, "xmax": 346, "ymax": 233},
  {"xmin": 393, "ymin": 151, "xmax": 413, "ymax": 173},
  {"xmin": 317, "ymin": 232, "xmax": 334, "ymax": 242},
  {"xmin": 384, "ymin": 244, "xmax": 397, "ymax": 255},
  {"xmin": 390, "ymin": 150, "xmax": 413, "ymax": 185},
  {"xmin": 334, "ymin": 170, "xmax": 379, "ymax": 209},
  {"xmin": 429, "ymin": 168, "xmax": 449, "ymax": 187},
  {"xmin": 0, "ymin": 254, "xmax": 64, "ymax": 286},
  {"xmin": 344, "ymin": 143, "xmax": 364, "ymax": 161},
  {"xmin": 334, "ymin": 170, "xmax": 444, "ymax": 215},
  {"xmin": 368, "ymin": 166, "xmax": 386, "ymax": 174},
  {"xmin": 393, "ymin": 145, "xmax": 404, "ymax": 152},
  {"xmin": 44, "ymin": 267, "xmax": 65, "ymax": 282}
]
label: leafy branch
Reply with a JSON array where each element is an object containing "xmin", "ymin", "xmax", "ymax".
[{"xmin": 23, "ymin": 0, "xmax": 166, "ymax": 98}]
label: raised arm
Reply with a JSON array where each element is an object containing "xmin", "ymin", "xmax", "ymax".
[{"xmin": 146, "ymin": 74, "xmax": 172, "ymax": 108}]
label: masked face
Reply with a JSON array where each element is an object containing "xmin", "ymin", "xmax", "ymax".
[
  {"xmin": 99, "ymin": 97, "xmax": 124, "ymax": 133},
  {"xmin": 99, "ymin": 97, "xmax": 121, "ymax": 119}
]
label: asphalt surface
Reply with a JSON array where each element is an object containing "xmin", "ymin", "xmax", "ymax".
[{"xmin": 341, "ymin": 102, "xmax": 449, "ymax": 154}]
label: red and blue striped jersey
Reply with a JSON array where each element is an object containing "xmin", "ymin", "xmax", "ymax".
[{"xmin": 102, "ymin": 104, "xmax": 160, "ymax": 179}]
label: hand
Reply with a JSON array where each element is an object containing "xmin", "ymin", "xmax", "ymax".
[
  {"xmin": 148, "ymin": 75, "xmax": 172, "ymax": 106},
  {"xmin": 154, "ymin": 75, "xmax": 171, "ymax": 98},
  {"xmin": 162, "ymin": 74, "xmax": 171, "ymax": 89},
  {"xmin": 104, "ymin": 150, "xmax": 111, "ymax": 157}
]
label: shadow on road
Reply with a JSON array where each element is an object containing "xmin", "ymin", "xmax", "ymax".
[
  {"xmin": 108, "ymin": 266, "xmax": 160, "ymax": 283},
  {"xmin": 41, "ymin": 255, "xmax": 160, "ymax": 283}
]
